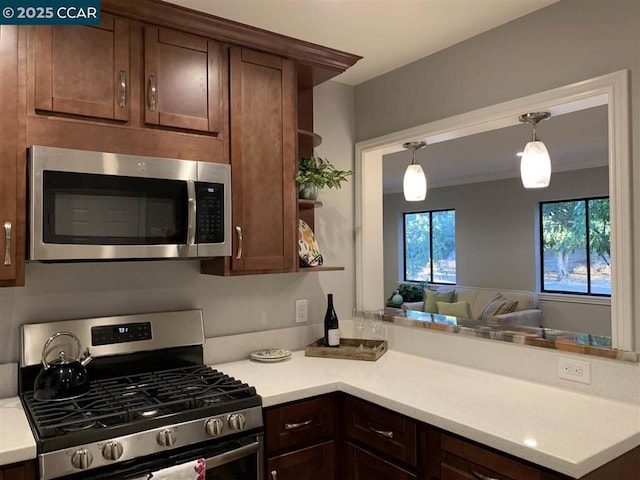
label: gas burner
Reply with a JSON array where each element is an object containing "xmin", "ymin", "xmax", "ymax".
[
  {"xmin": 137, "ymin": 408, "xmax": 159, "ymax": 418},
  {"xmin": 61, "ymin": 413, "xmax": 97, "ymax": 433}
]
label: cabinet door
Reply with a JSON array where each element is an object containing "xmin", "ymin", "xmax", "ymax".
[
  {"xmin": 228, "ymin": 47, "xmax": 296, "ymax": 272},
  {"xmin": 34, "ymin": 14, "xmax": 130, "ymax": 121},
  {"xmin": 345, "ymin": 442, "xmax": 417, "ymax": 480},
  {"xmin": 144, "ymin": 26, "xmax": 222, "ymax": 134},
  {"xmin": 267, "ymin": 441, "xmax": 335, "ymax": 480},
  {"xmin": 0, "ymin": 460, "xmax": 37, "ymax": 480},
  {"xmin": 0, "ymin": 26, "xmax": 19, "ymax": 285}
]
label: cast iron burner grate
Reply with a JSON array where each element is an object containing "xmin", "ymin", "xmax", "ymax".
[{"xmin": 22, "ymin": 365, "xmax": 256, "ymax": 442}]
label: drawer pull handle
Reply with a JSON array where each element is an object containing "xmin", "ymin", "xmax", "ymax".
[
  {"xmin": 470, "ymin": 468, "xmax": 499, "ymax": 480},
  {"xmin": 368, "ymin": 424, "xmax": 394, "ymax": 439},
  {"xmin": 3, "ymin": 221, "xmax": 11, "ymax": 266},
  {"xmin": 284, "ymin": 418, "xmax": 314, "ymax": 430},
  {"xmin": 270, "ymin": 470, "xmax": 278, "ymax": 480}
]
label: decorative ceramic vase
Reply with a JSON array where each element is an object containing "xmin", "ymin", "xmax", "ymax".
[
  {"xmin": 391, "ymin": 290, "xmax": 404, "ymax": 306},
  {"xmin": 298, "ymin": 182, "xmax": 319, "ymax": 200}
]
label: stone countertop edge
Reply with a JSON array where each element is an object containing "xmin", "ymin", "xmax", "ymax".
[
  {"xmin": 215, "ymin": 350, "xmax": 640, "ymax": 479},
  {"xmin": 0, "ymin": 397, "xmax": 36, "ymax": 466}
]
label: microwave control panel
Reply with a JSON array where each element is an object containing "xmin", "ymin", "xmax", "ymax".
[{"xmin": 196, "ymin": 182, "xmax": 225, "ymax": 244}]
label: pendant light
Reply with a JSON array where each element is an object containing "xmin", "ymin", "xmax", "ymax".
[
  {"xmin": 518, "ymin": 112, "xmax": 551, "ymax": 188},
  {"xmin": 402, "ymin": 141, "xmax": 427, "ymax": 201}
]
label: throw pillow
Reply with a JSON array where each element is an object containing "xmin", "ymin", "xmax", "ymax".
[
  {"xmin": 436, "ymin": 301, "xmax": 471, "ymax": 318},
  {"xmin": 479, "ymin": 293, "xmax": 507, "ymax": 320},
  {"xmin": 492, "ymin": 300, "xmax": 519, "ymax": 316},
  {"xmin": 423, "ymin": 289, "xmax": 455, "ymax": 313}
]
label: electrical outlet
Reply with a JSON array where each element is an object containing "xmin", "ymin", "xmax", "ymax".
[
  {"xmin": 558, "ymin": 357, "xmax": 591, "ymax": 384},
  {"xmin": 295, "ymin": 300, "xmax": 308, "ymax": 323}
]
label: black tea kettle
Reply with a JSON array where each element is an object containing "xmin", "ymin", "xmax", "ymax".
[{"xmin": 33, "ymin": 331, "xmax": 94, "ymax": 402}]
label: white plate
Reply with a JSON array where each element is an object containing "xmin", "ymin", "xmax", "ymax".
[{"xmin": 250, "ymin": 348, "xmax": 292, "ymax": 362}]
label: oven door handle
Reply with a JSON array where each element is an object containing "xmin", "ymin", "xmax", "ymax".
[{"xmin": 205, "ymin": 440, "xmax": 261, "ymax": 470}]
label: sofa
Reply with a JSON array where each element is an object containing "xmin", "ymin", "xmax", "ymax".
[{"xmin": 401, "ymin": 285, "xmax": 542, "ymax": 327}]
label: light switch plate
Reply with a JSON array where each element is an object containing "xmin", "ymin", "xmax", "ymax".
[{"xmin": 295, "ymin": 300, "xmax": 308, "ymax": 323}]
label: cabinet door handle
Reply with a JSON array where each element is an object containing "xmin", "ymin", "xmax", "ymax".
[
  {"xmin": 470, "ymin": 468, "xmax": 499, "ymax": 480},
  {"xmin": 368, "ymin": 423, "xmax": 394, "ymax": 439},
  {"xmin": 284, "ymin": 418, "xmax": 314, "ymax": 430},
  {"xmin": 119, "ymin": 70, "xmax": 127, "ymax": 108},
  {"xmin": 270, "ymin": 470, "xmax": 278, "ymax": 480},
  {"xmin": 235, "ymin": 226, "xmax": 243, "ymax": 259},
  {"xmin": 148, "ymin": 74, "xmax": 157, "ymax": 112},
  {"xmin": 3, "ymin": 221, "xmax": 11, "ymax": 266}
]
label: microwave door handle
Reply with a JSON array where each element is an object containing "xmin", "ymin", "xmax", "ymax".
[{"xmin": 187, "ymin": 181, "xmax": 196, "ymax": 245}]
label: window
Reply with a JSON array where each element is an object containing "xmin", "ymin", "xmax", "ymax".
[
  {"xmin": 540, "ymin": 197, "xmax": 610, "ymax": 295},
  {"xmin": 404, "ymin": 210, "xmax": 455, "ymax": 284}
]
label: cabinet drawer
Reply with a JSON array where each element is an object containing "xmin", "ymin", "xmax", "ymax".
[
  {"xmin": 345, "ymin": 442, "xmax": 417, "ymax": 480},
  {"xmin": 441, "ymin": 433, "xmax": 548, "ymax": 480},
  {"xmin": 265, "ymin": 395, "xmax": 336, "ymax": 454},
  {"xmin": 344, "ymin": 396, "xmax": 417, "ymax": 468}
]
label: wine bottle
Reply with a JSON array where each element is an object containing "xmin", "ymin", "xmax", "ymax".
[{"xmin": 324, "ymin": 293, "xmax": 340, "ymax": 347}]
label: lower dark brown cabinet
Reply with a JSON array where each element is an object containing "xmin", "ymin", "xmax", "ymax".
[
  {"xmin": 345, "ymin": 442, "xmax": 417, "ymax": 480},
  {"xmin": 267, "ymin": 441, "xmax": 335, "ymax": 480},
  {"xmin": 0, "ymin": 460, "xmax": 37, "ymax": 480}
]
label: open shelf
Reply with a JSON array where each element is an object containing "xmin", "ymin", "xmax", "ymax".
[
  {"xmin": 298, "ymin": 129, "xmax": 322, "ymax": 148},
  {"xmin": 299, "ymin": 266, "xmax": 345, "ymax": 272},
  {"xmin": 298, "ymin": 199, "xmax": 323, "ymax": 209}
]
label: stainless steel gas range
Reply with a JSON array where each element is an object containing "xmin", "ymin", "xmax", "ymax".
[{"xmin": 19, "ymin": 310, "xmax": 264, "ymax": 480}]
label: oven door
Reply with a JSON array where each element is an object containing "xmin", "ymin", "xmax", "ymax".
[{"xmin": 58, "ymin": 434, "xmax": 263, "ymax": 480}]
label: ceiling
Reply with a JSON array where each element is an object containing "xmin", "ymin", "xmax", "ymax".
[
  {"xmin": 382, "ymin": 105, "xmax": 609, "ymax": 193},
  {"xmin": 164, "ymin": 0, "xmax": 558, "ymax": 86}
]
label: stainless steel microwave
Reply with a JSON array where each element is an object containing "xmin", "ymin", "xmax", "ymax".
[{"xmin": 28, "ymin": 146, "xmax": 231, "ymax": 261}]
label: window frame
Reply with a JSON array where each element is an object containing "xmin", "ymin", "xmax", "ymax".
[
  {"xmin": 538, "ymin": 195, "xmax": 610, "ymax": 297},
  {"xmin": 402, "ymin": 208, "xmax": 455, "ymax": 285}
]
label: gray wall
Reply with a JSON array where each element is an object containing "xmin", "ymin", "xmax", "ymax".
[
  {"xmin": 358, "ymin": 0, "xmax": 639, "ymax": 345},
  {"xmin": 355, "ymin": 0, "xmax": 639, "ymax": 142},
  {"xmin": 383, "ymin": 167, "xmax": 611, "ymax": 335},
  {"xmin": 0, "ymin": 81, "xmax": 356, "ymax": 365}
]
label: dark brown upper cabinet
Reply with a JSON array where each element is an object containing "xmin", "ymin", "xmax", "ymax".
[
  {"xmin": 201, "ymin": 46, "xmax": 297, "ymax": 275},
  {"xmin": 143, "ymin": 26, "xmax": 222, "ymax": 134},
  {"xmin": 34, "ymin": 13, "xmax": 130, "ymax": 122}
]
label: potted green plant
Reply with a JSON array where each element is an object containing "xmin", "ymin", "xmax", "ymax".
[{"xmin": 295, "ymin": 156, "xmax": 353, "ymax": 200}]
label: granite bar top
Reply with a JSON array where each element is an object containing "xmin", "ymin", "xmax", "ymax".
[
  {"xmin": 378, "ymin": 307, "xmax": 638, "ymax": 362},
  {"xmin": 216, "ymin": 349, "xmax": 640, "ymax": 478}
]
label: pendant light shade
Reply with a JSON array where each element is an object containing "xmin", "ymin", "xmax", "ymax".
[
  {"xmin": 518, "ymin": 112, "xmax": 551, "ymax": 189},
  {"xmin": 520, "ymin": 140, "xmax": 551, "ymax": 188},
  {"xmin": 402, "ymin": 141, "xmax": 427, "ymax": 201}
]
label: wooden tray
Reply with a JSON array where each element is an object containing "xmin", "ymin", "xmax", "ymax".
[{"xmin": 304, "ymin": 338, "xmax": 387, "ymax": 361}]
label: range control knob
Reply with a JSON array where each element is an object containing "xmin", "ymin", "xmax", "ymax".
[
  {"xmin": 205, "ymin": 417, "xmax": 224, "ymax": 437},
  {"xmin": 71, "ymin": 448, "xmax": 94, "ymax": 470},
  {"xmin": 157, "ymin": 429, "xmax": 177, "ymax": 447},
  {"xmin": 228, "ymin": 413, "xmax": 246, "ymax": 431},
  {"xmin": 102, "ymin": 441, "xmax": 124, "ymax": 461}
]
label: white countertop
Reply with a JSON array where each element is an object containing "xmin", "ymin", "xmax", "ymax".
[
  {"xmin": 0, "ymin": 397, "xmax": 36, "ymax": 466},
  {"xmin": 217, "ymin": 350, "xmax": 640, "ymax": 478}
]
